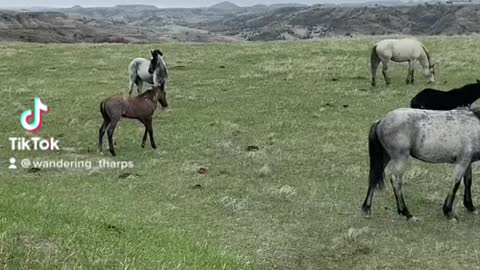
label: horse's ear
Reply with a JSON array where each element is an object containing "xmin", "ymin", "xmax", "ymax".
[
  {"xmin": 152, "ymin": 49, "xmax": 163, "ymax": 56},
  {"xmin": 477, "ymin": 79, "xmax": 480, "ymax": 83},
  {"xmin": 150, "ymin": 49, "xmax": 155, "ymax": 57}
]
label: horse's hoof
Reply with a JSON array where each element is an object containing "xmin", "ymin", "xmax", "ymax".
[
  {"xmin": 465, "ymin": 205, "xmax": 477, "ymax": 214},
  {"xmin": 445, "ymin": 212, "xmax": 458, "ymax": 222},
  {"xmin": 408, "ymin": 216, "xmax": 420, "ymax": 222},
  {"xmin": 141, "ymin": 144, "xmax": 145, "ymax": 148},
  {"xmin": 152, "ymin": 145, "xmax": 157, "ymax": 149},
  {"xmin": 361, "ymin": 206, "xmax": 371, "ymax": 218},
  {"xmin": 363, "ymin": 213, "xmax": 371, "ymax": 219},
  {"xmin": 449, "ymin": 217, "xmax": 459, "ymax": 223}
]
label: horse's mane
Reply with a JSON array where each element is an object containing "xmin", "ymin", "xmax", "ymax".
[
  {"xmin": 152, "ymin": 49, "xmax": 163, "ymax": 56},
  {"xmin": 150, "ymin": 50, "xmax": 168, "ymax": 77},
  {"xmin": 421, "ymin": 45, "xmax": 431, "ymax": 66},
  {"xmin": 160, "ymin": 58, "xmax": 168, "ymax": 78},
  {"xmin": 138, "ymin": 90, "xmax": 153, "ymax": 97},
  {"xmin": 156, "ymin": 55, "xmax": 168, "ymax": 79},
  {"xmin": 138, "ymin": 86, "xmax": 163, "ymax": 100}
]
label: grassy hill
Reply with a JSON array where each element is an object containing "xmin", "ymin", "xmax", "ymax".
[
  {"xmin": 2, "ymin": 3, "xmax": 480, "ymax": 42},
  {"xmin": 1, "ymin": 38, "xmax": 480, "ymax": 269}
]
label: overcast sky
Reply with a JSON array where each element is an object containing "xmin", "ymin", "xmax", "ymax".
[{"xmin": 0, "ymin": 0, "xmax": 407, "ymax": 8}]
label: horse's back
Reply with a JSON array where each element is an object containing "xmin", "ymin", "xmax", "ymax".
[
  {"xmin": 129, "ymin": 57, "xmax": 152, "ymax": 82},
  {"xmin": 383, "ymin": 108, "xmax": 474, "ymax": 124},
  {"xmin": 376, "ymin": 38, "xmax": 422, "ymax": 48},
  {"xmin": 129, "ymin": 58, "xmax": 149, "ymax": 70},
  {"xmin": 375, "ymin": 38, "xmax": 424, "ymax": 62},
  {"xmin": 379, "ymin": 108, "xmax": 476, "ymax": 140},
  {"xmin": 412, "ymin": 83, "xmax": 480, "ymax": 110},
  {"xmin": 410, "ymin": 88, "xmax": 448, "ymax": 109}
]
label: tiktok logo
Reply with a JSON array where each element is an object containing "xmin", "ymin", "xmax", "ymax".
[
  {"xmin": 8, "ymin": 97, "xmax": 59, "ymax": 152},
  {"xmin": 20, "ymin": 97, "xmax": 49, "ymax": 133}
]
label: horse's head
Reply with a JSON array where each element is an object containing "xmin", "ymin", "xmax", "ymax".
[
  {"xmin": 148, "ymin": 49, "xmax": 164, "ymax": 74},
  {"xmin": 152, "ymin": 85, "xmax": 168, "ymax": 108}
]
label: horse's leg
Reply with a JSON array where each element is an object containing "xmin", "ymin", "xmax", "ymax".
[
  {"xmin": 371, "ymin": 59, "xmax": 380, "ymax": 87},
  {"xmin": 98, "ymin": 119, "xmax": 109, "ymax": 152},
  {"xmin": 139, "ymin": 119, "xmax": 148, "ymax": 148},
  {"xmin": 146, "ymin": 118, "xmax": 156, "ymax": 149},
  {"xmin": 107, "ymin": 119, "xmax": 119, "ymax": 156},
  {"xmin": 443, "ymin": 160, "xmax": 471, "ymax": 220},
  {"xmin": 141, "ymin": 128, "xmax": 148, "ymax": 148},
  {"xmin": 382, "ymin": 61, "xmax": 390, "ymax": 86},
  {"xmin": 410, "ymin": 62, "xmax": 415, "ymax": 85},
  {"xmin": 406, "ymin": 61, "xmax": 413, "ymax": 85},
  {"xmin": 129, "ymin": 75, "xmax": 136, "ymax": 96},
  {"xmin": 137, "ymin": 80, "xmax": 143, "ymax": 95},
  {"xmin": 362, "ymin": 152, "xmax": 390, "ymax": 217},
  {"xmin": 389, "ymin": 156, "xmax": 415, "ymax": 220},
  {"xmin": 463, "ymin": 164, "xmax": 477, "ymax": 213}
]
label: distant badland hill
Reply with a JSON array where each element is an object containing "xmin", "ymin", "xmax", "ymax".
[{"xmin": 1, "ymin": 2, "xmax": 479, "ymax": 43}]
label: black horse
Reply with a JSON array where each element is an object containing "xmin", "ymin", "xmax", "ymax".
[{"xmin": 410, "ymin": 80, "xmax": 480, "ymax": 110}]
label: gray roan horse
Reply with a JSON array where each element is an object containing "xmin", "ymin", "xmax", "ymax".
[
  {"xmin": 370, "ymin": 38, "xmax": 436, "ymax": 86},
  {"xmin": 362, "ymin": 108, "xmax": 480, "ymax": 221},
  {"xmin": 128, "ymin": 49, "xmax": 168, "ymax": 96}
]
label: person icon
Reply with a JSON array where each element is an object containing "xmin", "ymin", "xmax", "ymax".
[{"xmin": 9, "ymin": 158, "xmax": 17, "ymax": 169}]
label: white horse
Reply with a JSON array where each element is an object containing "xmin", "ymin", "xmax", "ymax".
[
  {"xmin": 128, "ymin": 49, "xmax": 168, "ymax": 96},
  {"xmin": 370, "ymin": 38, "xmax": 436, "ymax": 86}
]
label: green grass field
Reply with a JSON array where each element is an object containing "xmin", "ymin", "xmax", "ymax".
[{"xmin": 1, "ymin": 37, "xmax": 480, "ymax": 269}]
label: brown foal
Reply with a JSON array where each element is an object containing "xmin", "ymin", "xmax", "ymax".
[{"xmin": 98, "ymin": 85, "xmax": 168, "ymax": 156}]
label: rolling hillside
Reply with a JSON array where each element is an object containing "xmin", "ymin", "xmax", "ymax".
[{"xmin": 1, "ymin": 2, "xmax": 480, "ymax": 42}]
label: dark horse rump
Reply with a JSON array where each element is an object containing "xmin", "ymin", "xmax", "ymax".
[{"xmin": 411, "ymin": 80, "xmax": 480, "ymax": 110}]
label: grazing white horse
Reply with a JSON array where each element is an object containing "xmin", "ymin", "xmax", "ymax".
[
  {"xmin": 128, "ymin": 49, "xmax": 168, "ymax": 96},
  {"xmin": 370, "ymin": 38, "xmax": 436, "ymax": 86}
]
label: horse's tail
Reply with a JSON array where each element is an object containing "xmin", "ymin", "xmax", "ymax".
[
  {"xmin": 370, "ymin": 45, "xmax": 380, "ymax": 86},
  {"xmin": 128, "ymin": 59, "xmax": 136, "ymax": 75},
  {"xmin": 100, "ymin": 100, "xmax": 109, "ymax": 121},
  {"xmin": 368, "ymin": 120, "xmax": 388, "ymax": 191},
  {"xmin": 128, "ymin": 58, "xmax": 143, "ymax": 76},
  {"xmin": 370, "ymin": 45, "xmax": 380, "ymax": 67}
]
